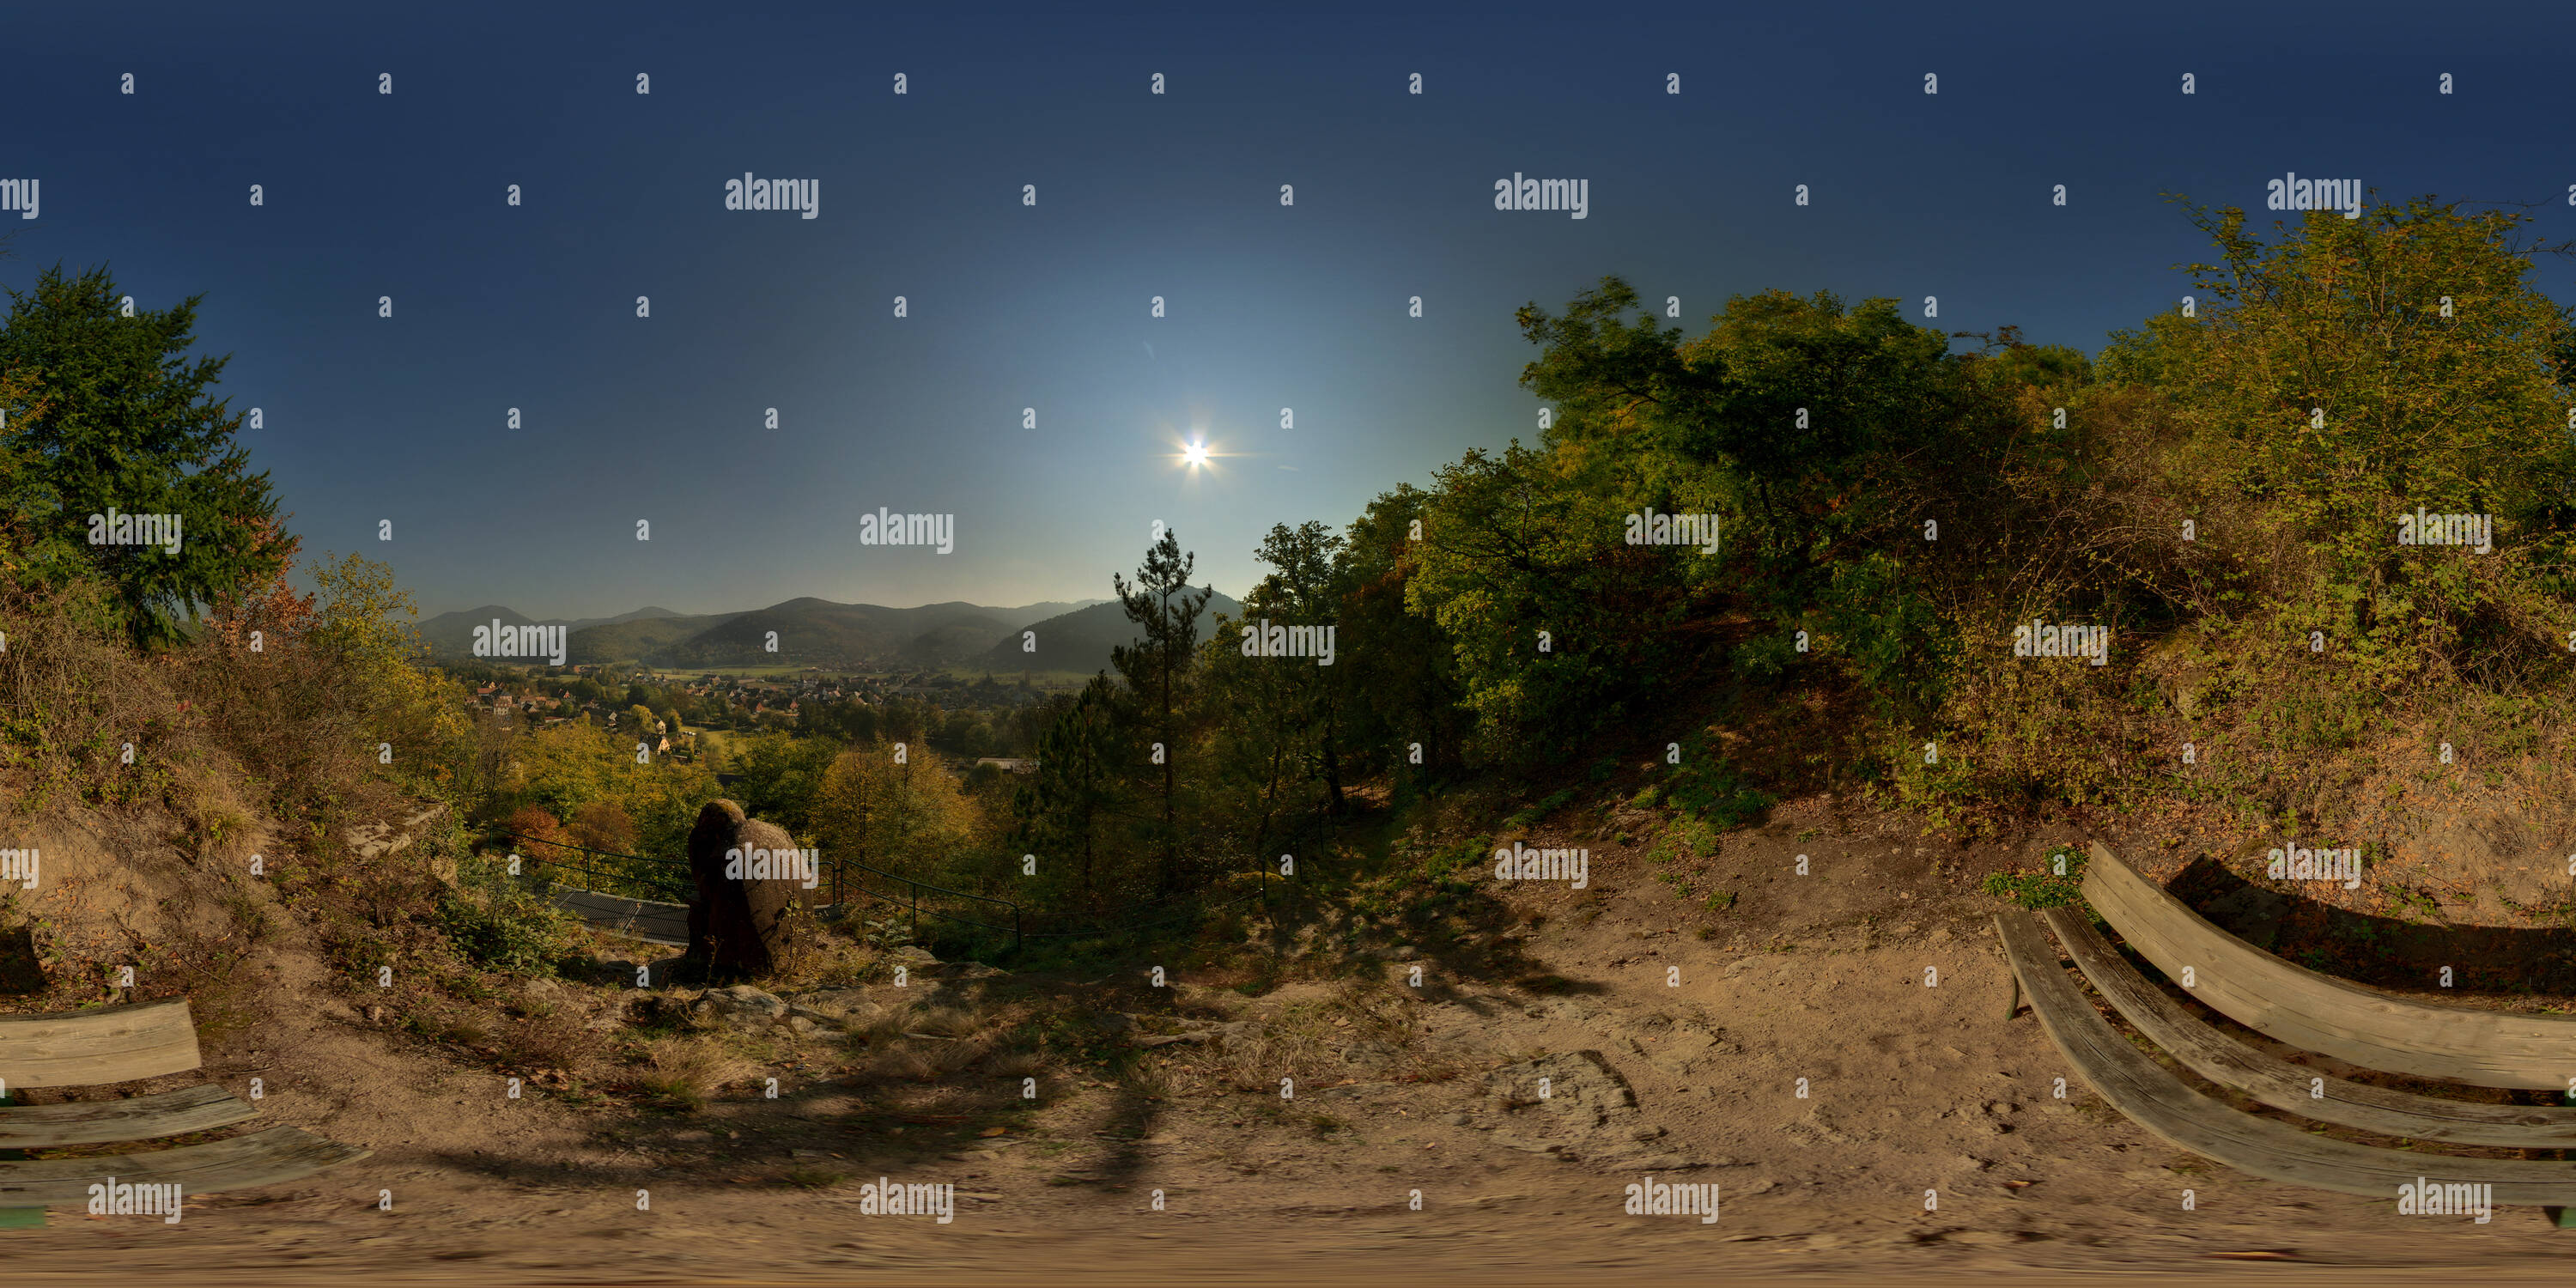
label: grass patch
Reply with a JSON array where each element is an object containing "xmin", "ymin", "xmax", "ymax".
[{"xmin": 1981, "ymin": 842, "xmax": 2087, "ymax": 910}]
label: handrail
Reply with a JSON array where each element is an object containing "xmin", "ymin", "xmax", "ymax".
[
  {"xmin": 499, "ymin": 831, "xmax": 686, "ymax": 868},
  {"xmin": 495, "ymin": 829, "xmax": 1293, "ymax": 957},
  {"xmin": 498, "ymin": 831, "xmax": 690, "ymax": 903}
]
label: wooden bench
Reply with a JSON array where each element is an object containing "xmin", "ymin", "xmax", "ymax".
[
  {"xmin": 1996, "ymin": 908, "xmax": 2576, "ymax": 1204},
  {"xmin": 2081, "ymin": 841, "xmax": 2576, "ymax": 1089},
  {"xmin": 2041, "ymin": 903, "xmax": 2576, "ymax": 1146},
  {"xmin": 0, "ymin": 999, "xmax": 368, "ymax": 1218}
]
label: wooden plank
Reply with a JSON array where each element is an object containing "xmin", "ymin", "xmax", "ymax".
[
  {"xmin": 2044, "ymin": 906, "xmax": 2576, "ymax": 1147},
  {"xmin": 1996, "ymin": 908, "xmax": 2576, "ymax": 1204},
  {"xmin": 0, "ymin": 1085, "xmax": 258, "ymax": 1149},
  {"xmin": 2084, "ymin": 841, "xmax": 2576, "ymax": 1090},
  {"xmin": 0, "ymin": 1126, "xmax": 370, "ymax": 1207},
  {"xmin": 0, "ymin": 1000, "xmax": 203, "ymax": 1090}
]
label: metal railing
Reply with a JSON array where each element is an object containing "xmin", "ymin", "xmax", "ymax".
[
  {"xmin": 499, "ymin": 831, "xmax": 691, "ymax": 903},
  {"xmin": 832, "ymin": 857, "xmax": 1024, "ymax": 954},
  {"xmin": 495, "ymin": 829, "xmax": 1295, "ymax": 960}
]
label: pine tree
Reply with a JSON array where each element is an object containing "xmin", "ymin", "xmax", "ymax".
[
  {"xmin": 1111, "ymin": 530, "xmax": 1212, "ymax": 895},
  {"xmin": 0, "ymin": 264, "xmax": 290, "ymax": 646},
  {"xmin": 1011, "ymin": 673, "xmax": 1120, "ymax": 896}
]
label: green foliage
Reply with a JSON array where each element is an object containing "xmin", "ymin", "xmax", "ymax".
[
  {"xmin": 437, "ymin": 855, "xmax": 579, "ymax": 976},
  {"xmin": 0, "ymin": 264, "xmax": 291, "ymax": 647},
  {"xmin": 1502, "ymin": 788, "xmax": 1575, "ymax": 831},
  {"xmin": 1659, "ymin": 735, "xmax": 1774, "ymax": 831},
  {"xmin": 1012, "ymin": 673, "xmax": 1125, "ymax": 896},
  {"xmin": 1114, "ymin": 528, "xmax": 1213, "ymax": 893},
  {"xmin": 1406, "ymin": 439, "xmax": 1701, "ymax": 762},
  {"xmin": 728, "ymin": 732, "xmax": 837, "ymax": 834},
  {"xmin": 854, "ymin": 916, "xmax": 915, "ymax": 951},
  {"xmin": 2145, "ymin": 198, "xmax": 2576, "ymax": 691},
  {"xmin": 1982, "ymin": 844, "xmax": 2088, "ymax": 910}
]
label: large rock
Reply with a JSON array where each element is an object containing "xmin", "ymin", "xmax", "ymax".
[
  {"xmin": 694, "ymin": 984, "xmax": 788, "ymax": 1029},
  {"xmin": 684, "ymin": 799, "xmax": 811, "ymax": 979}
]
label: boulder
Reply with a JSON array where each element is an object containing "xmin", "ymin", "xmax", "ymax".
[
  {"xmin": 684, "ymin": 799, "xmax": 811, "ymax": 979},
  {"xmin": 697, "ymin": 984, "xmax": 787, "ymax": 1021}
]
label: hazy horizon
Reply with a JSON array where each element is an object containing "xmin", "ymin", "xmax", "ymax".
[{"xmin": 414, "ymin": 592, "xmax": 1133, "ymax": 623}]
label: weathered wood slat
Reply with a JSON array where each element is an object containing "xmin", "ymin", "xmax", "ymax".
[
  {"xmin": 1997, "ymin": 908, "xmax": 2576, "ymax": 1203},
  {"xmin": 0, "ymin": 1000, "xmax": 203, "ymax": 1090},
  {"xmin": 0, "ymin": 1084, "xmax": 257, "ymax": 1149},
  {"xmin": 0, "ymin": 1126, "xmax": 371, "ymax": 1207},
  {"xmin": 2044, "ymin": 905, "xmax": 2576, "ymax": 1146},
  {"xmin": 2084, "ymin": 841, "xmax": 2576, "ymax": 1090}
]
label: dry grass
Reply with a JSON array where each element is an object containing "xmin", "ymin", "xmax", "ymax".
[
  {"xmin": 987, "ymin": 1049, "xmax": 1048, "ymax": 1080},
  {"xmin": 870, "ymin": 1046, "xmax": 940, "ymax": 1084},
  {"xmin": 907, "ymin": 1005, "xmax": 981, "ymax": 1038},
  {"xmin": 1190, "ymin": 978, "xmax": 1425, "ymax": 1094},
  {"xmin": 632, "ymin": 1033, "xmax": 758, "ymax": 1109},
  {"xmin": 849, "ymin": 1008, "xmax": 912, "ymax": 1046}
]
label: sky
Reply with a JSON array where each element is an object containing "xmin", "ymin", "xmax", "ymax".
[{"xmin": 7, "ymin": 0, "xmax": 2575, "ymax": 619}]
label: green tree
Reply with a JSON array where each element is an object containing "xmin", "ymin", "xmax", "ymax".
[
  {"xmin": 0, "ymin": 264, "xmax": 291, "ymax": 645},
  {"xmin": 1242, "ymin": 519, "xmax": 1353, "ymax": 810},
  {"xmin": 1334, "ymin": 485, "xmax": 1468, "ymax": 780},
  {"xmin": 1111, "ymin": 530, "xmax": 1212, "ymax": 893},
  {"xmin": 1012, "ymin": 674, "xmax": 1121, "ymax": 896},
  {"xmin": 730, "ymin": 732, "xmax": 837, "ymax": 833},
  {"xmin": 2117, "ymin": 197, "xmax": 2576, "ymax": 687}
]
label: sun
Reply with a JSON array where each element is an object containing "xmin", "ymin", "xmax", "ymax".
[{"xmin": 1182, "ymin": 440, "xmax": 1211, "ymax": 468}]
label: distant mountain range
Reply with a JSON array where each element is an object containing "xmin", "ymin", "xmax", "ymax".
[
  {"xmin": 416, "ymin": 605, "xmax": 687, "ymax": 657},
  {"xmin": 416, "ymin": 597, "xmax": 1148, "ymax": 672},
  {"xmin": 975, "ymin": 589, "xmax": 1242, "ymax": 673}
]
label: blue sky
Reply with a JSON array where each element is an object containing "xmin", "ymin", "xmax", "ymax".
[{"xmin": 8, "ymin": 0, "xmax": 2572, "ymax": 617}]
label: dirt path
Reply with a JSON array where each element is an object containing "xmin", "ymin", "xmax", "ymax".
[{"xmin": 7, "ymin": 800, "xmax": 2567, "ymax": 1284}]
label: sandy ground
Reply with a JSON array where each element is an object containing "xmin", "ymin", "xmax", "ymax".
[{"xmin": 5, "ymin": 798, "xmax": 2573, "ymax": 1285}]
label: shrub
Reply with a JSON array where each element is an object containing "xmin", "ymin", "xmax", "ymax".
[
  {"xmin": 437, "ymin": 854, "xmax": 578, "ymax": 976},
  {"xmin": 1982, "ymin": 843, "xmax": 2088, "ymax": 909}
]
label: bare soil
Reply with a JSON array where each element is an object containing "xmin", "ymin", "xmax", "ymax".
[{"xmin": 6, "ymin": 793, "xmax": 2574, "ymax": 1285}]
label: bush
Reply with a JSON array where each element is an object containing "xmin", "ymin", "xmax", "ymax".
[
  {"xmin": 1660, "ymin": 736, "xmax": 1774, "ymax": 831},
  {"xmin": 437, "ymin": 854, "xmax": 579, "ymax": 976}
]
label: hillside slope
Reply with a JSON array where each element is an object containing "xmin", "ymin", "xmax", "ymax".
[{"xmin": 978, "ymin": 589, "xmax": 1242, "ymax": 674}]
